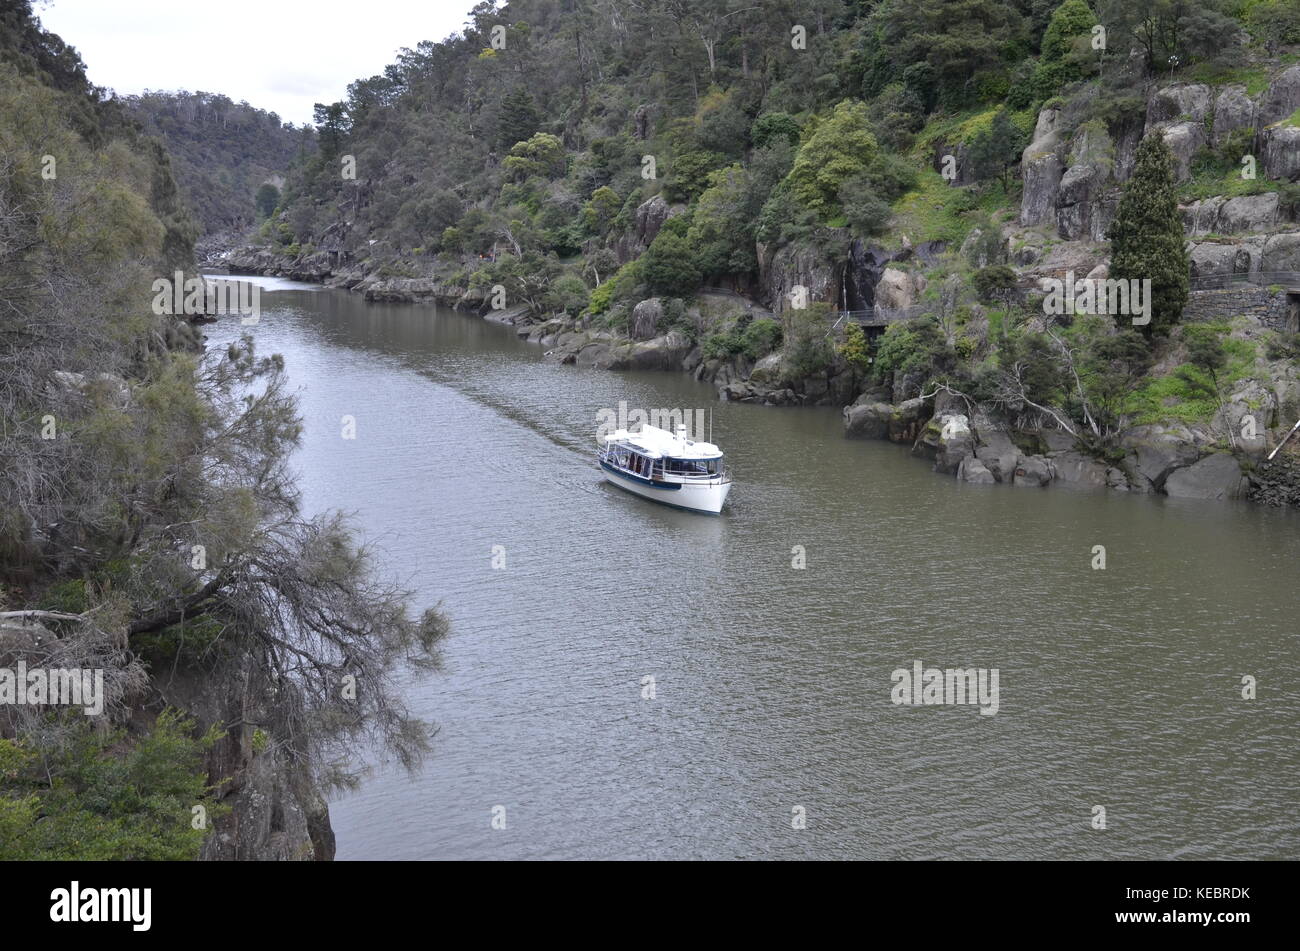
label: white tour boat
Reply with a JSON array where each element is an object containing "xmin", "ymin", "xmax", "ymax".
[{"xmin": 597, "ymin": 424, "xmax": 732, "ymax": 514}]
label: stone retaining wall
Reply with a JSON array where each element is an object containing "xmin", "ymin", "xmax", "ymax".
[{"xmin": 1183, "ymin": 286, "xmax": 1298, "ymax": 331}]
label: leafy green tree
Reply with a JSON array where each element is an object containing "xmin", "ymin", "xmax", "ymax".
[
  {"xmin": 583, "ymin": 186, "xmax": 622, "ymax": 235},
  {"xmin": 255, "ymin": 182, "xmax": 280, "ymax": 218},
  {"xmin": 839, "ymin": 321, "xmax": 872, "ymax": 385},
  {"xmin": 751, "ymin": 112, "xmax": 802, "ymax": 149},
  {"xmin": 503, "ymin": 132, "xmax": 566, "ymax": 181},
  {"xmin": 785, "ymin": 100, "xmax": 878, "ymax": 220},
  {"xmin": 642, "ymin": 221, "xmax": 703, "ymax": 296},
  {"xmin": 663, "ymin": 149, "xmax": 728, "ymax": 204},
  {"xmin": 1106, "ymin": 132, "xmax": 1189, "ymax": 336},
  {"xmin": 969, "ymin": 108, "xmax": 1028, "ymax": 191},
  {"xmin": 1032, "ymin": 0, "xmax": 1097, "ymax": 99}
]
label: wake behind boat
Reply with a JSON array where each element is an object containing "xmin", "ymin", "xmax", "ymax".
[{"xmin": 598, "ymin": 424, "xmax": 732, "ymax": 514}]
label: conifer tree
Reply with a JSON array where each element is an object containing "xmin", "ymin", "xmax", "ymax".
[{"xmin": 1106, "ymin": 133, "xmax": 1189, "ymax": 336}]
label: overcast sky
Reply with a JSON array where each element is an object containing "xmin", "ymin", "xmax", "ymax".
[{"xmin": 35, "ymin": 0, "xmax": 477, "ymax": 125}]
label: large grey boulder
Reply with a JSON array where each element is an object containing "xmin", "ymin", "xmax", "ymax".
[
  {"xmin": 1259, "ymin": 64, "xmax": 1300, "ymax": 126},
  {"xmin": 1188, "ymin": 242, "xmax": 1253, "ymax": 281},
  {"xmin": 974, "ymin": 430, "xmax": 1020, "ymax": 483},
  {"xmin": 913, "ymin": 413, "xmax": 974, "ymax": 474},
  {"xmin": 1215, "ymin": 380, "xmax": 1276, "ymax": 457},
  {"xmin": 1164, "ymin": 454, "xmax": 1247, "ymax": 500},
  {"xmin": 1157, "ymin": 121, "xmax": 1207, "ymax": 181},
  {"xmin": 1260, "ymin": 231, "xmax": 1300, "ymax": 272},
  {"xmin": 844, "ymin": 402, "xmax": 892, "ymax": 439},
  {"xmin": 1218, "ymin": 193, "xmax": 1281, "ymax": 233},
  {"xmin": 1051, "ymin": 451, "xmax": 1109, "ymax": 488},
  {"xmin": 630, "ymin": 298, "xmax": 663, "ymax": 340},
  {"xmin": 1260, "ymin": 125, "xmax": 1300, "ymax": 183},
  {"xmin": 1011, "ymin": 454, "xmax": 1054, "ymax": 487},
  {"xmin": 1119, "ymin": 423, "xmax": 1201, "ymax": 490},
  {"xmin": 874, "ymin": 267, "xmax": 925, "ymax": 311},
  {"xmin": 889, "ymin": 397, "xmax": 930, "ymax": 444},
  {"xmin": 1212, "ymin": 85, "xmax": 1257, "ymax": 146},
  {"xmin": 957, "ymin": 454, "xmax": 996, "ymax": 484},
  {"xmin": 1146, "ymin": 83, "xmax": 1213, "ymax": 127}
]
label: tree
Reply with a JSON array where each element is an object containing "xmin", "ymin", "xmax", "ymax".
[
  {"xmin": 255, "ymin": 182, "xmax": 280, "ymax": 218},
  {"xmin": 1106, "ymin": 132, "xmax": 1189, "ymax": 336},
  {"xmin": 1032, "ymin": 0, "xmax": 1097, "ymax": 98},
  {"xmin": 502, "ymin": 132, "xmax": 566, "ymax": 181},
  {"xmin": 642, "ymin": 220, "xmax": 703, "ymax": 296},
  {"xmin": 497, "ymin": 87, "xmax": 540, "ymax": 151},
  {"xmin": 785, "ymin": 100, "xmax": 878, "ymax": 220},
  {"xmin": 969, "ymin": 108, "xmax": 1027, "ymax": 191}
]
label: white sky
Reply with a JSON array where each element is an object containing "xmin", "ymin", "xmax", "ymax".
[{"xmin": 35, "ymin": 0, "xmax": 479, "ymax": 126}]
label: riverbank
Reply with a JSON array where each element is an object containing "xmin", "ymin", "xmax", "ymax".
[{"xmin": 208, "ymin": 247, "xmax": 1300, "ymax": 510}]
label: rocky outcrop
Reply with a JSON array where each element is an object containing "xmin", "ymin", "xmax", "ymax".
[
  {"xmin": 1119, "ymin": 423, "xmax": 1204, "ymax": 492},
  {"xmin": 1020, "ymin": 106, "xmax": 1065, "ymax": 227},
  {"xmin": 1163, "ymin": 453, "xmax": 1248, "ymax": 500},
  {"xmin": 1146, "ymin": 83, "xmax": 1213, "ymax": 128},
  {"xmin": 1212, "ymin": 85, "xmax": 1257, "ymax": 146},
  {"xmin": 1260, "ymin": 124, "xmax": 1300, "ymax": 183},
  {"xmin": 1183, "ymin": 193, "xmax": 1280, "ymax": 236},
  {"xmin": 1259, "ymin": 64, "xmax": 1300, "ymax": 127},
  {"xmin": 760, "ymin": 239, "xmax": 841, "ymax": 314},
  {"xmin": 630, "ymin": 298, "xmax": 664, "ymax": 340},
  {"xmin": 874, "ymin": 267, "xmax": 926, "ymax": 311}
]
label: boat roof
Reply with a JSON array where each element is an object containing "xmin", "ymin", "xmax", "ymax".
[{"xmin": 602, "ymin": 424, "xmax": 723, "ymax": 459}]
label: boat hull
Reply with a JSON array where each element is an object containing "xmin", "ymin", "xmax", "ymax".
[{"xmin": 600, "ymin": 463, "xmax": 730, "ymax": 514}]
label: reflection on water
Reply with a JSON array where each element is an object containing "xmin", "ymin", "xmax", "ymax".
[{"xmin": 206, "ymin": 280, "xmax": 1300, "ymax": 860}]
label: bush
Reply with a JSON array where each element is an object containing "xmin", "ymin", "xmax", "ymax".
[{"xmin": 642, "ymin": 229, "xmax": 702, "ymax": 296}]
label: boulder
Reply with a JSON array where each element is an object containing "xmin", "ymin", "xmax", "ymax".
[
  {"xmin": 844, "ymin": 402, "xmax": 892, "ymax": 439},
  {"xmin": 1119, "ymin": 423, "xmax": 1201, "ymax": 490},
  {"xmin": 630, "ymin": 298, "xmax": 663, "ymax": 340},
  {"xmin": 889, "ymin": 397, "xmax": 930, "ymax": 443},
  {"xmin": 1216, "ymin": 380, "xmax": 1276, "ymax": 457},
  {"xmin": 1157, "ymin": 121, "xmax": 1207, "ymax": 182},
  {"xmin": 1011, "ymin": 454, "xmax": 1054, "ymax": 487},
  {"xmin": 1260, "ymin": 125, "xmax": 1300, "ymax": 184},
  {"xmin": 957, "ymin": 454, "xmax": 996, "ymax": 484},
  {"xmin": 1217, "ymin": 193, "xmax": 1281, "ymax": 233},
  {"xmin": 974, "ymin": 430, "xmax": 1020, "ymax": 483},
  {"xmin": 1163, "ymin": 453, "xmax": 1247, "ymax": 500},
  {"xmin": 913, "ymin": 413, "xmax": 974, "ymax": 475},
  {"xmin": 1260, "ymin": 231, "xmax": 1300, "ymax": 272},
  {"xmin": 874, "ymin": 267, "xmax": 922, "ymax": 311},
  {"xmin": 1259, "ymin": 64, "xmax": 1300, "ymax": 127},
  {"xmin": 748, "ymin": 352, "xmax": 783, "ymax": 385},
  {"xmin": 1051, "ymin": 450, "xmax": 1109, "ymax": 488},
  {"xmin": 1211, "ymin": 85, "xmax": 1257, "ymax": 147},
  {"xmin": 1146, "ymin": 83, "xmax": 1213, "ymax": 127}
]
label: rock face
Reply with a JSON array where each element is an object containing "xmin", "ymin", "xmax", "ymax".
[
  {"xmin": 1259, "ymin": 64, "xmax": 1300, "ymax": 126},
  {"xmin": 1119, "ymin": 424, "xmax": 1202, "ymax": 492},
  {"xmin": 1051, "ymin": 450, "xmax": 1109, "ymax": 488},
  {"xmin": 1156, "ymin": 121, "xmax": 1207, "ymax": 182},
  {"xmin": 761, "ymin": 239, "xmax": 840, "ymax": 314},
  {"xmin": 958, "ymin": 455, "xmax": 996, "ymax": 484},
  {"xmin": 1183, "ymin": 193, "xmax": 1280, "ymax": 236},
  {"xmin": 874, "ymin": 267, "xmax": 925, "ymax": 311},
  {"xmin": 912, "ymin": 413, "xmax": 975, "ymax": 475},
  {"xmin": 1012, "ymin": 454, "xmax": 1054, "ymax": 487},
  {"xmin": 1212, "ymin": 85, "xmax": 1257, "ymax": 146},
  {"xmin": 844, "ymin": 401, "xmax": 892, "ymax": 439},
  {"xmin": 630, "ymin": 298, "xmax": 663, "ymax": 340},
  {"xmin": 1260, "ymin": 125, "xmax": 1300, "ymax": 183},
  {"xmin": 1163, "ymin": 454, "xmax": 1248, "ymax": 500},
  {"xmin": 1146, "ymin": 83, "xmax": 1213, "ymax": 127},
  {"xmin": 1020, "ymin": 106, "xmax": 1065, "ymax": 227}
]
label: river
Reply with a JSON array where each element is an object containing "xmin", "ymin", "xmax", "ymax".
[{"xmin": 207, "ymin": 275, "xmax": 1300, "ymax": 860}]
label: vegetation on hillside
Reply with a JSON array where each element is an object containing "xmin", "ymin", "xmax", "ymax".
[{"xmin": 0, "ymin": 1, "xmax": 444, "ymax": 858}]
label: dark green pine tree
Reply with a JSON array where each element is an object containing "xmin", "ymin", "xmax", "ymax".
[
  {"xmin": 1106, "ymin": 133, "xmax": 1189, "ymax": 336},
  {"xmin": 497, "ymin": 88, "xmax": 540, "ymax": 152}
]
